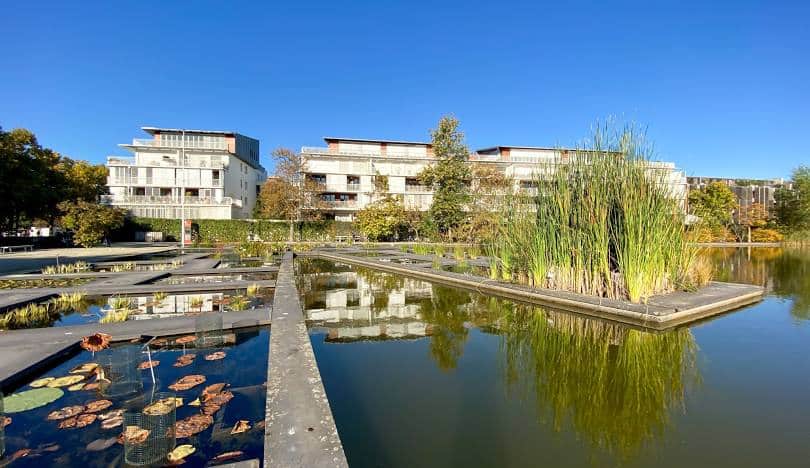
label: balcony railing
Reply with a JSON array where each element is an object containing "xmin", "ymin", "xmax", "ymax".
[
  {"xmin": 108, "ymin": 177, "xmax": 223, "ymax": 187},
  {"xmin": 310, "ymin": 183, "xmax": 365, "ymax": 192},
  {"xmin": 405, "ymin": 185, "xmax": 430, "ymax": 192},
  {"xmin": 301, "ymin": 146, "xmax": 434, "ymax": 160},
  {"xmin": 323, "ymin": 200, "xmax": 358, "ymax": 208},
  {"xmin": 102, "ymin": 195, "xmax": 236, "ymax": 206},
  {"xmin": 132, "ymin": 138, "xmax": 229, "ymax": 150},
  {"xmin": 106, "ymin": 156, "xmax": 225, "ymax": 169}
]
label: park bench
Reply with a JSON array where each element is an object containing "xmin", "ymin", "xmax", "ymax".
[{"xmin": 0, "ymin": 244, "xmax": 34, "ymax": 254}]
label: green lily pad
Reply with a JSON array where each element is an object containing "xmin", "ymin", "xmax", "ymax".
[{"xmin": 4, "ymin": 387, "xmax": 64, "ymax": 413}]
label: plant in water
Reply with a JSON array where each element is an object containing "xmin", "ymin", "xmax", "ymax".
[
  {"xmin": 189, "ymin": 296, "xmax": 204, "ymax": 311},
  {"xmin": 52, "ymin": 291, "xmax": 87, "ymax": 306},
  {"xmin": 41, "ymin": 261, "xmax": 90, "ymax": 275},
  {"xmin": 153, "ymin": 291, "xmax": 168, "ymax": 303},
  {"xmin": 433, "ymin": 244, "xmax": 446, "ymax": 258},
  {"xmin": 489, "ymin": 123, "xmax": 705, "ymax": 303},
  {"xmin": 100, "ymin": 310, "xmax": 129, "ymax": 323},
  {"xmin": 0, "ymin": 303, "xmax": 58, "ymax": 329},
  {"xmin": 453, "ymin": 245, "xmax": 465, "ymax": 261},
  {"xmin": 110, "ymin": 262, "xmax": 134, "ymax": 273},
  {"xmin": 228, "ymin": 295, "xmax": 250, "ymax": 311},
  {"xmin": 413, "ymin": 243, "xmax": 431, "ymax": 256},
  {"xmin": 110, "ymin": 296, "xmax": 132, "ymax": 310},
  {"xmin": 246, "ymin": 284, "xmax": 260, "ymax": 297}
]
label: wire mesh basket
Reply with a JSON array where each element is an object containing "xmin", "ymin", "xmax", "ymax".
[
  {"xmin": 123, "ymin": 391, "xmax": 176, "ymax": 466},
  {"xmin": 195, "ymin": 312, "xmax": 225, "ymax": 348},
  {"xmin": 95, "ymin": 346, "xmax": 143, "ymax": 398},
  {"xmin": 1, "ymin": 395, "xmax": 5, "ymax": 458}
]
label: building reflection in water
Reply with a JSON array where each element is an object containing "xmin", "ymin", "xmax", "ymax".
[{"xmin": 298, "ymin": 258, "xmax": 701, "ymax": 461}]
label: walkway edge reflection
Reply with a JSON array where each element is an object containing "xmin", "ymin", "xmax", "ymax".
[{"xmin": 264, "ymin": 252, "xmax": 348, "ymax": 467}]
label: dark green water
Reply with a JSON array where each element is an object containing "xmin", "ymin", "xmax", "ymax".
[{"xmin": 301, "ymin": 248, "xmax": 810, "ymax": 468}]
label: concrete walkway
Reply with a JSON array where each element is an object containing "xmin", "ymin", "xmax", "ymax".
[
  {"xmin": 265, "ymin": 252, "xmax": 348, "ymax": 467},
  {"xmin": 0, "ymin": 243, "xmax": 175, "ymax": 275}
]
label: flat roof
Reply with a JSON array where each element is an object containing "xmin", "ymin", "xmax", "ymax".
[
  {"xmin": 323, "ymin": 136, "xmax": 431, "ymax": 146},
  {"xmin": 142, "ymin": 126, "xmax": 240, "ymax": 137}
]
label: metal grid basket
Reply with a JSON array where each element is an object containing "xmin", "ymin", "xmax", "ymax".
[
  {"xmin": 95, "ymin": 346, "xmax": 144, "ymax": 398},
  {"xmin": 123, "ymin": 391, "xmax": 176, "ymax": 466},
  {"xmin": 195, "ymin": 312, "xmax": 225, "ymax": 348}
]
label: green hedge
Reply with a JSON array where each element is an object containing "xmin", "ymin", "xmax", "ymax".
[{"xmin": 116, "ymin": 217, "xmax": 353, "ymax": 244}]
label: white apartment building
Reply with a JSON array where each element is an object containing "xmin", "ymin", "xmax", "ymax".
[
  {"xmin": 301, "ymin": 137, "xmax": 688, "ymax": 221},
  {"xmin": 105, "ymin": 127, "xmax": 267, "ymax": 219}
]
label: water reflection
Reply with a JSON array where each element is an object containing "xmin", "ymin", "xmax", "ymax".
[
  {"xmin": 706, "ymin": 247, "xmax": 810, "ymax": 321},
  {"xmin": 299, "ymin": 258, "xmax": 699, "ymax": 459}
]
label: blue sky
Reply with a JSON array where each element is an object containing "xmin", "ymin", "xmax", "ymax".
[{"xmin": 1, "ymin": 0, "xmax": 807, "ymax": 179}]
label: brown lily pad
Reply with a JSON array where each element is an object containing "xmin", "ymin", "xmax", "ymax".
[
  {"xmin": 84, "ymin": 399, "xmax": 113, "ymax": 413},
  {"xmin": 168, "ymin": 374, "xmax": 206, "ymax": 392},
  {"xmin": 46, "ymin": 375, "xmax": 86, "ymax": 388},
  {"xmin": 175, "ymin": 335, "xmax": 196, "ymax": 345},
  {"xmin": 69, "ymin": 363, "xmax": 98, "ymax": 374},
  {"xmin": 138, "ymin": 360, "xmax": 159, "ymax": 370},
  {"xmin": 122, "ymin": 425, "xmax": 150, "ymax": 444},
  {"xmin": 1, "ymin": 416, "xmax": 11, "ymax": 428},
  {"xmin": 143, "ymin": 397, "xmax": 182, "ymax": 416},
  {"xmin": 58, "ymin": 417, "xmax": 78, "ymax": 429},
  {"xmin": 211, "ymin": 451, "xmax": 244, "ymax": 463},
  {"xmin": 80, "ymin": 333, "xmax": 112, "ymax": 352},
  {"xmin": 86, "ymin": 437, "xmax": 118, "ymax": 451},
  {"xmin": 204, "ymin": 351, "xmax": 226, "ymax": 361},
  {"xmin": 83, "ymin": 382, "xmax": 100, "ymax": 391},
  {"xmin": 173, "ymin": 354, "xmax": 196, "ymax": 367},
  {"xmin": 202, "ymin": 391, "xmax": 234, "ymax": 416},
  {"xmin": 101, "ymin": 415, "xmax": 123, "ymax": 430},
  {"xmin": 201, "ymin": 383, "xmax": 227, "ymax": 400},
  {"xmin": 230, "ymin": 420, "xmax": 250, "ymax": 435},
  {"xmin": 174, "ymin": 414, "xmax": 213, "ymax": 438},
  {"xmin": 151, "ymin": 338, "xmax": 168, "ymax": 347},
  {"xmin": 47, "ymin": 405, "xmax": 85, "ymax": 420},
  {"xmin": 75, "ymin": 413, "xmax": 97, "ymax": 428}
]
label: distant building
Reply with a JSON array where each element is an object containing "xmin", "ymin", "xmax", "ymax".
[
  {"xmin": 104, "ymin": 127, "xmax": 267, "ymax": 219},
  {"xmin": 301, "ymin": 137, "xmax": 688, "ymax": 221},
  {"xmin": 686, "ymin": 176, "xmax": 792, "ymax": 220}
]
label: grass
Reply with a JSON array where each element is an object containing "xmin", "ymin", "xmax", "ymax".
[
  {"xmin": 413, "ymin": 244, "xmax": 431, "ymax": 256},
  {"xmin": 41, "ymin": 261, "xmax": 90, "ymax": 275},
  {"xmin": 228, "ymin": 295, "xmax": 250, "ymax": 311},
  {"xmin": 110, "ymin": 262, "xmax": 135, "ymax": 272},
  {"xmin": 153, "ymin": 291, "xmax": 168, "ymax": 303},
  {"xmin": 453, "ymin": 245, "xmax": 465, "ymax": 261},
  {"xmin": 489, "ymin": 124, "xmax": 709, "ymax": 303},
  {"xmin": 0, "ymin": 303, "xmax": 57, "ymax": 329},
  {"xmin": 189, "ymin": 296, "xmax": 204, "ymax": 310},
  {"xmin": 246, "ymin": 283, "xmax": 260, "ymax": 297},
  {"xmin": 51, "ymin": 291, "xmax": 87, "ymax": 306},
  {"xmin": 110, "ymin": 296, "xmax": 132, "ymax": 310},
  {"xmin": 100, "ymin": 310, "xmax": 130, "ymax": 323}
]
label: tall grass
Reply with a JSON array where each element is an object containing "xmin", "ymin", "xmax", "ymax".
[
  {"xmin": 41, "ymin": 261, "xmax": 90, "ymax": 275},
  {"xmin": 490, "ymin": 124, "xmax": 707, "ymax": 302}
]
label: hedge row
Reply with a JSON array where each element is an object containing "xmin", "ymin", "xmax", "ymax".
[{"xmin": 116, "ymin": 217, "xmax": 354, "ymax": 244}]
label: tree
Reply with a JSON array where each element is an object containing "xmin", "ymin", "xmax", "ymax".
[
  {"xmin": 256, "ymin": 148, "xmax": 324, "ymax": 241},
  {"xmin": 461, "ymin": 163, "xmax": 512, "ymax": 242},
  {"xmin": 354, "ymin": 196, "xmax": 407, "ymax": 241},
  {"xmin": 59, "ymin": 201, "xmax": 125, "ymax": 247},
  {"xmin": 734, "ymin": 202, "xmax": 769, "ymax": 242},
  {"xmin": 58, "ymin": 158, "xmax": 108, "ymax": 203},
  {"xmin": 775, "ymin": 166, "xmax": 810, "ymax": 234},
  {"xmin": 688, "ymin": 182, "xmax": 737, "ymax": 239},
  {"xmin": 418, "ymin": 116, "xmax": 471, "ymax": 240}
]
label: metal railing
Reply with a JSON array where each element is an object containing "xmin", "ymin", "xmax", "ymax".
[
  {"xmin": 323, "ymin": 200, "xmax": 358, "ymax": 208},
  {"xmin": 108, "ymin": 177, "xmax": 223, "ymax": 187},
  {"xmin": 103, "ymin": 195, "xmax": 235, "ymax": 205},
  {"xmin": 301, "ymin": 146, "xmax": 434, "ymax": 160},
  {"xmin": 405, "ymin": 185, "xmax": 430, "ymax": 192},
  {"xmin": 132, "ymin": 138, "xmax": 228, "ymax": 150},
  {"xmin": 106, "ymin": 157, "xmax": 226, "ymax": 170}
]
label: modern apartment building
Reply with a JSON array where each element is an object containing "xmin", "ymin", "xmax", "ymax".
[
  {"xmin": 686, "ymin": 176, "xmax": 791, "ymax": 220},
  {"xmin": 104, "ymin": 127, "xmax": 267, "ymax": 219},
  {"xmin": 301, "ymin": 137, "xmax": 688, "ymax": 221}
]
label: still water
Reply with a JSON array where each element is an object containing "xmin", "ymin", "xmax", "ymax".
[{"xmin": 300, "ymin": 248, "xmax": 810, "ymax": 468}]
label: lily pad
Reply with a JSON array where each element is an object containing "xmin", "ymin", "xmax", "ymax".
[
  {"xmin": 201, "ymin": 383, "xmax": 227, "ymax": 400},
  {"xmin": 46, "ymin": 375, "xmax": 85, "ymax": 388},
  {"xmin": 4, "ymin": 387, "xmax": 64, "ymax": 413},
  {"xmin": 167, "ymin": 444, "xmax": 196, "ymax": 462},
  {"xmin": 204, "ymin": 351, "xmax": 226, "ymax": 361},
  {"xmin": 174, "ymin": 414, "xmax": 213, "ymax": 438},
  {"xmin": 122, "ymin": 425, "xmax": 150, "ymax": 444},
  {"xmin": 80, "ymin": 333, "xmax": 111, "ymax": 352},
  {"xmin": 173, "ymin": 354, "xmax": 196, "ymax": 368},
  {"xmin": 188, "ymin": 398, "xmax": 201, "ymax": 407},
  {"xmin": 29, "ymin": 377, "xmax": 55, "ymax": 388},
  {"xmin": 143, "ymin": 397, "xmax": 182, "ymax": 416},
  {"xmin": 175, "ymin": 335, "xmax": 196, "ymax": 345},
  {"xmin": 84, "ymin": 399, "xmax": 113, "ymax": 413},
  {"xmin": 86, "ymin": 437, "xmax": 117, "ymax": 451},
  {"xmin": 1, "ymin": 416, "xmax": 11, "ymax": 428},
  {"xmin": 230, "ymin": 420, "xmax": 250, "ymax": 434},
  {"xmin": 211, "ymin": 451, "xmax": 244, "ymax": 463},
  {"xmin": 67, "ymin": 383, "xmax": 85, "ymax": 391},
  {"xmin": 47, "ymin": 405, "xmax": 85, "ymax": 420},
  {"xmin": 69, "ymin": 363, "xmax": 98, "ymax": 374},
  {"xmin": 168, "ymin": 374, "xmax": 206, "ymax": 391},
  {"xmin": 138, "ymin": 360, "xmax": 159, "ymax": 370}
]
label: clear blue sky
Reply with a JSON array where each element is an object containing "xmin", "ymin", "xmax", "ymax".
[{"xmin": 1, "ymin": 0, "xmax": 807, "ymax": 179}]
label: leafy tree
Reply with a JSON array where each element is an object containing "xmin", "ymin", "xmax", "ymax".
[
  {"xmin": 461, "ymin": 163, "xmax": 512, "ymax": 242},
  {"xmin": 354, "ymin": 196, "xmax": 407, "ymax": 241},
  {"xmin": 256, "ymin": 148, "xmax": 324, "ymax": 241},
  {"xmin": 58, "ymin": 158, "xmax": 108, "ymax": 203},
  {"xmin": 59, "ymin": 201, "xmax": 125, "ymax": 247},
  {"xmin": 688, "ymin": 182, "xmax": 737, "ymax": 238},
  {"xmin": 775, "ymin": 166, "xmax": 810, "ymax": 234},
  {"xmin": 418, "ymin": 116, "xmax": 471, "ymax": 240}
]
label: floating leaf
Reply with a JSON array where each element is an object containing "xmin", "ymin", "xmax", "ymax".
[
  {"xmin": 83, "ymin": 382, "xmax": 100, "ymax": 391},
  {"xmin": 211, "ymin": 451, "xmax": 244, "ymax": 463},
  {"xmin": 29, "ymin": 377, "xmax": 55, "ymax": 388},
  {"xmin": 80, "ymin": 333, "xmax": 112, "ymax": 352},
  {"xmin": 4, "ymin": 387, "xmax": 64, "ymax": 413},
  {"xmin": 173, "ymin": 354, "xmax": 196, "ymax": 368},
  {"xmin": 168, "ymin": 375, "xmax": 206, "ymax": 392},
  {"xmin": 69, "ymin": 363, "xmax": 98, "ymax": 374},
  {"xmin": 99, "ymin": 409, "xmax": 124, "ymax": 430},
  {"xmin": 201, "ymin": 383, "xmax": 226, "ymax": 400},
  {"xmin": 47, "ymin": 405, "xmax": 84, "ymax": 420},
  {"xmin": 188, "ymin": 398, "xmax": 201, "ymax": 407},
  {"xmin": 202, "ymin": 391, "xmax": 233, "ymax": 416},
  {"xmin": 230, "ymin": 420, "xmax": 250, "ymax": 435},
  {"xmin": 175, "ymin": 335, "xmax": 196, "ymax": 345},
  {"xmin": 167, "ymin": 444, "xmax": 196, "ymax": 462},
  {"xmin": 122, "ymin": 425, "xmax": 150, "ymax": 444},
  {"xmin": 174, "ymin": 414, "xmax": 213, "ymax": 438},
  {"xmin": 84, "ymin": 399, "xmax": 113, "ymax": 413},
  {"xmin": 138, "ymin": 360, "xmax": 159, "ymax": 370},
  {"xmin": 46, "ymin": 375, "xmax": 85, "ymax": 388},
  {"xmin": 67, "ymin": 383, "xmax": 85, "ymax": 391},
  {"xmin": 86, "ymin": 437, "xmax": 117, "ymax": 451},
  {"xmin": 1, "ymin": 416, "xmax": 10, "ymax": 428},
  {"xmin": 143, "ymin": 397, "xmax": 181, "ymax": 416},
  {"xmin": 75, "ymin": 413, "xmax": 97, "ymax": 428},
  {"xmin": 98, "ymin": 408, "xmax": 123, "ymax": 421},
  {"xmin": 204, "ymin": 351, "xmax": 226, "ymax": 361}
]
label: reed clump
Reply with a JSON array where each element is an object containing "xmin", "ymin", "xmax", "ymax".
[
  {"xmin": 0, "ymin": 303, "xmax": 57, "ymax": 329},
  {"xmin": 41, "ymin": 261, "xmax": 90, "ymax": 275},
  {"xmin": 489, "ymin": 124, "xmax": 709, "ymax": 303}
]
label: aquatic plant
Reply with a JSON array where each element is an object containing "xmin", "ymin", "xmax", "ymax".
[
  {"xmin": 153, "ymin": 291, "xmax": 168, "ymax": 303},
  {"xmin": 51, "ymin": 291, "xmax": 87, "ymax": 306},
  {"xmin": 433, "ymin": 244, "xmax": 446, "ymax": 258},
  {"xmin": 432, "ymin": 255, "xmax": 442, "ymax": 270},
  {"xmin": 99, "ymin": 310, "xmax": 130, "ymax": 323},
  {"xmin": 109, "ymin": 296, "xmax": 132, "ymax": 310},
  {"xmin": 41, "ymin": 261, "xmax": 90, "ymax": 275},
  {"xmin": 489, "ymin": 124, "xmax": 706, "ymax": 303},
  {"xmin": 453, "ymin": 245, "xmax": 465, "ymax": 261},
  {"xmin": 228, "ymin": 295, "xmax": 250, "ymax": 311},
  {"xmin": 246, "ymin": 283, "xmax": 260, "ymax": 297},
  {"xmin": 3, "ymin": 387, "xmax": 65, "ymax": 413},
  {"xmin": 189, "ymin": 296, "xmax": 204, "ymax": 311},
  {"xmin": 0, "ymin": 303, "xmax": 58, "ymax": 329},
  {"xmin": 412, "ymin": 243, "xmax": 431, "ymax": 256}
]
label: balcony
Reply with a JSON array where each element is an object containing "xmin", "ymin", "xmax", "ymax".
[
  {"xmin": 102, "ymin": 195, "xmax": 236, "ymax": 206},
  {"xmin": 405, "ymin": 185, "xmax": 430, "ymax": 193},
  {"xmin": 107, "ymin": 156, "xmax": 226, "ymax": 170},
  {"xmin": 301, "ymin": 146, "xmax": 433, "ymax": 160},
  {"xmin": 311, "ymin": 183, "xmax": 365, "ymax": 192},
  {"xmin": 131, "ymin": 138, "xmax": 228, "ymax": 150},
  {"xmin": 323, "ymin": 200, "xmax": 358, "ymax": 209},
  {"xmin": 108, "ymin": 177, "xmax": 223, "ymax": 188}
]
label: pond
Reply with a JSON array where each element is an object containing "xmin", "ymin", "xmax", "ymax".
[
  {"xmin": 0, "ymin": 289, "xmax": 273, "ymax": 330},
  {"xmin": 299, "ymin": 248, "xmax": 810, "ymax": 468},
  {"xmin": 153, "ymin": 273, "xmax": 277, "ymax": 285},
  {"xmin": 216, "ymin": 254, "xmax": 280, "ymax": 269},
  {"xmin": 0, "ymin": 327, "xmax": 269, "ymax": 466}
]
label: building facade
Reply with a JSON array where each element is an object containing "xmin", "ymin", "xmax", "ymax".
[
  {"xmin": 301, "ymin": 137, "xmax": 688, "ymax": 221},
  {"xmin": 104, "ymin": 127, "xmax": 266, "ymax": 219},
  {"xmin": 686, "ymin": 176, "xmax": 791, "ymax": 221}
]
